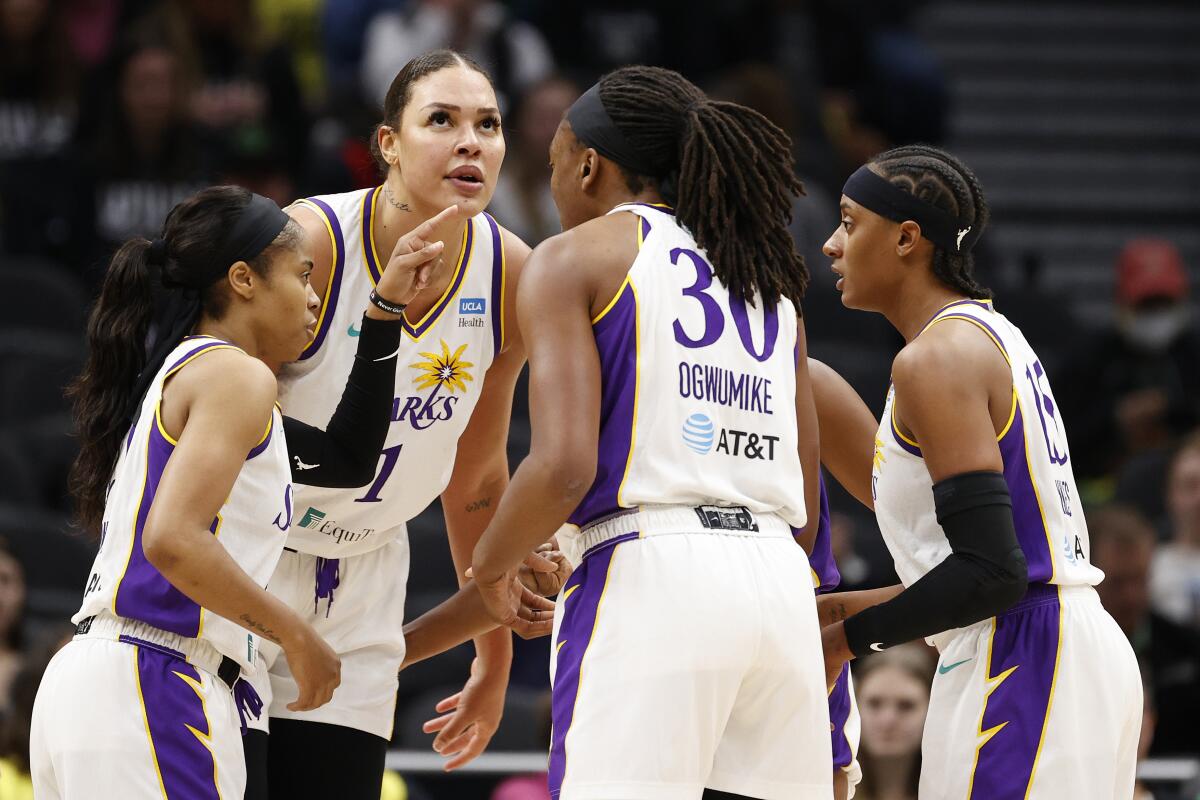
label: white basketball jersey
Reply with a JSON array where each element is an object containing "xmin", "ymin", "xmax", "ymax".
[
  {"xmin": 75, "ymin": 337, "xmax": 294, "ymax": 671},
  {"xmin": 567, "ymin": 203, "xmax": 807, "ymax": 529},
  {"xmin": 278, "ymin": 187, "xmax": 506, "ymax": 557},
  {"xmin": 872, "ymin": 299, "xmax": 1103, "ymax": 589}
]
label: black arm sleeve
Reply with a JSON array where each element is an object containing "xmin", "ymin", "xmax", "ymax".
[
  {"xmin": 843, "ymin": 471, "xmax": 1029, "ymax": 657},
  {"xmin": 281, "ymin": 315, "xmax": 402, "ymax": 488}
]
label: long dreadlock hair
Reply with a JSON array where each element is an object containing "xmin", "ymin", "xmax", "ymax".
[
  {"xmin": 869, "ymin": 144, "xmax": 992, "ymax": 300},
  {"xmin": 595, "ymin": 66, "xmax": 808, "ymax": 309}
]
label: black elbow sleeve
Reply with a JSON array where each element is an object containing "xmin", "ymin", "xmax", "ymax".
[{"xmin": 844, "ymin": 471, "xmax": 1028, "ymax": 657}]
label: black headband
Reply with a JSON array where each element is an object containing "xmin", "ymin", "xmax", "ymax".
[
  {"xmin": 842, "ymin": 165, "xmax": 981, "ymax": 254},
  {"xmin": 125, "ymin": 192, "xmax": 290, "ymax": 427},
  {"xmin": 565, "ymin": 84, "xmax": 661, "ymax": 178}
]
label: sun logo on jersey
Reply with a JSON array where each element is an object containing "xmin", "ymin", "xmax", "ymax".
[
  {"xmin": 411, "ymin": 340, "xmax": 475, "ymax": 394},
  {"xmin": 872, "ymin": 435, "xmax": 886, "ymax": 472}
]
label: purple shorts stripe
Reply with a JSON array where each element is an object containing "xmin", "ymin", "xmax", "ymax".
[
  {"xmin": 998, "ymin": 402, "xmax": 1055, "ymax": 583},
  {"xmin": 967, "ymin": 586, "xmax": 1062, "ymax": 799},
  {"xmin": 297, "ymin": 197, "xmax": 346, "ymax": 361},
  {"xmin": 829, "ymin": 661, "xmax": 854, "ymax": 770},
  {"xmin": 113, "ymin": 423, "xmax": 204, "ymax": 636},
  {"xmin": 568, "ymin": 282, "xmax": 638, "ymax": 527},
  {"xmin": 579, "ymin": 530, "xmax": 639, "ymax": 561},
  {"xmin": 485, "ymin": 212, "xmax": 505, "ymax": 356},
  {"xmin": 134, "ymin": 645, "xmax": 222, "ymax": 799},
  {"xmin": 548, "ymin": 543, "xmax": 620, "ymax": 798}
]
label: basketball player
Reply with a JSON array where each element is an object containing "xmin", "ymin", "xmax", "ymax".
[
  {"xmin": 246, "ymin": 50, "xmax": 545, "ymax": 798},
  {"xmin": 28, "ymin": 185, "xmax": 449, "ymax": 798},
  {"xmin": 818, "ymin": 145, "xmax": 1143, "ymax": 798},
  {"xmin": 466, "ymin": 66, "xmax": 831, "ymax": 800}
]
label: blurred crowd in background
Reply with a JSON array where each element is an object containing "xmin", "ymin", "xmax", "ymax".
[{"xmin": 0, "ymin": 0, "xmax": 1197, "ymax": 797}]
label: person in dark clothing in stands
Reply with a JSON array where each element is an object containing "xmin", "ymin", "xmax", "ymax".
[{"xmin": 1090, "ymin": 504, "xmax": 1200, "ymax": 756}]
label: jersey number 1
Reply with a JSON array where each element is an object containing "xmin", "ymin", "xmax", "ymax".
[{"xmin": 355, "ymin": 444, "xmax": 403, "ymax": 503}]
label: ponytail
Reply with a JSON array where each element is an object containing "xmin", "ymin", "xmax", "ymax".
[
  {"xmin": 67, "ymin": 239, "xmax": 159, "ymax": 534},
  {"xmin": 66, "ymin": 185, "xmax": 297, "ymax": 535},
  {"xmin": 595, "ymin": 66, "xmax": 809, "ymax": 309}
]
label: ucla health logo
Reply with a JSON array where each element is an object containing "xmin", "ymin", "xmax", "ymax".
[
  {"xmin": 459, "ymin": 297, "xmax": 486, "ymax": 314},
  {"xmin": 682, "ymin": 412, "xmax": 715, "ymax": 454}
]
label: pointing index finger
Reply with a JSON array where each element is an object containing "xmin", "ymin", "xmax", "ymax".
[{"xmin": 413, "ymin": 204, "xmax": 460, "ymax": 240}]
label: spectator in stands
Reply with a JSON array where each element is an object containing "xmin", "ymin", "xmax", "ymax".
[
  {"xmin": 0, "ymin": 537, "xmax": 25, "ymax": 715},
  {"xmin": 852, "ymin": 643, "xmax": 934, "ymax": 800},
  {"xmin": 80, "ymin": 30, "xmax": 216, "ymax": 286},
  {"xmin": 0, "ymin": 629, "xmax": 72, "ymax": 800},
  {"xmin": 1090, "ymin": 505, "xmax": 1200, "ymax": 756},
  {"xmin": 1152, "ymin": 432, "xmax": 1200, "ymax": 630},
  {"xmin": 361, "ymin": 0, "xmax": 555, "ymax": 113},
  {"xmin": 148, "ymin": 0, "xmax": 309, "ymax": 183},
  {"xmin": 1059, "ymin": 240, "xmax": 1200, "ymax": 480},
  {"xmin": 707, "ymin": 62, "xmax": 838, "ymax": 281},
  {"xmin": 488, "ymin": 75, "xmax": 579, "ymax": 246},
  {"xmin": 0, "ymin": 0, "xmax": 84, "ymax": 263}
]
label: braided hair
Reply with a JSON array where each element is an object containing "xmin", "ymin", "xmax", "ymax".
[
  {"xmin": 596, "ymin": 66, "xmax": 808, "ymax": 308},
  {"xmin": 869, "ymin": 144, "xmax": 992, "ymax": 299}
]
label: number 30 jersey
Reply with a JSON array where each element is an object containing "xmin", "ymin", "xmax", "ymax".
[
  {"xmin": 872, "ymin": 299, "xmax": 1104, "ymax": 589},
  {"xmin": 567, "ymin": 203, "xmax": 808, "ymax": 530},
  {"xmin": 277, "ymin": 188, "xmax": 507, "ymax": 558}
]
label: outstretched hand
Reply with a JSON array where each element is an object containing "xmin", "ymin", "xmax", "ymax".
[{"xmin": 374, "ymin": 204, "xmax": 461, "ymax": 307}]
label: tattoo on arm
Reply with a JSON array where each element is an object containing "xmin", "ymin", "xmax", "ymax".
[
  {"xmin": 239, "ymin": 613, "xmax": 281, "ymax": 644},
  {"xmin": 465, "ymin": 497, "xmax": 491, "ymax": 513},
  {"xmin": 830, "ymin": 602, "xmax": 848, "ymax": 623}
]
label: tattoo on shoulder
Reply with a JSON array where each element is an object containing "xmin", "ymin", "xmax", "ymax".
[
  {"xmin": 239, "ymin": 613, "xmax": 281, "ymax": 644},
  {"xmin": 465, "ymin": 497, "xmax": 491, "ymax": 513}
]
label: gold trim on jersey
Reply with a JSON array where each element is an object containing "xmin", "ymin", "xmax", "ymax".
[
  {"xmin": 292, "ymin": 199, "xmax": 345, "ymax": 360},
  {"xmin": 591, "ymin": 276, "xmax": 632, "ymax": 326},
  {"xmin": 615, "ymin": 280, "xmax": 642, "ymax": 509}
]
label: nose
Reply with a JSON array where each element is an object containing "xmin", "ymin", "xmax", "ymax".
[
  {"xmin": 456, "ymin": 127, "xmax": 481, "ymax": 156},
  {"xmin": 306, "ymin": 282, "xmax": 320, "ymax": 311},
  {"xmin": 822, "ymin": 228, "xmax": 842, "ymax": 259}
]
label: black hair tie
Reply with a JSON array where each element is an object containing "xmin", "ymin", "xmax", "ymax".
[{"xmin": 147, "ymin": 238, "xmax": 168, "ymax": 266}]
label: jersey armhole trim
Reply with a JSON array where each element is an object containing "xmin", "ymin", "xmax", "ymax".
[
  {"xmin": 295, "ymin": 198, "xmax": 346, "ymax": 360},
  {"xmin": 591, "ymin": 275, "xmax": 631, "ymax": 325}
]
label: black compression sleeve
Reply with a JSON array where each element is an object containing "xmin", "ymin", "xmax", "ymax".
[
  {"xmin": 281, "ymin": 314, "xmax": 401, "ymax": 488},
  {"xmin": 843, "ymin": 471, "xmax": 1028, "ymax": 657}
]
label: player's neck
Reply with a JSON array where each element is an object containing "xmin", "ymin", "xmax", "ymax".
[
  {"xmin": 372, "ymin": 181, "xmax": 469, "ymax": 319},
  {"xmin": 885, "ymin": 278, "xmax": 966, "ymax": 344}
]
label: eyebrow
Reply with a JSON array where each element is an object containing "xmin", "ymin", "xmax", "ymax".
[
  {"xmin": 301, "ymin": 259, "xmax": 314, "ymax": 268},
  {"xmin": 421, "ymin": 102, "xmax": 500, "ymax": 116}
]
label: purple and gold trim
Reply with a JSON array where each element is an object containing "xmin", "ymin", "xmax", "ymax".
[
  {"xmin": 246, "ymin": 412, "xmax": 275, "ymax": 460},
  {"xmin": 967, "ymin": 584, "xmax": 1062, "ymax": 799},
  {"xmin": 889, "ymin": 390, "xmax": 923, "ymax": 458},
  {"xmin": 829, "ymin": 662, "xmax": 855, "ymax": 771},
  {"xmin": 295, "ymin": 197, "xmax": 346, "ymax": 361},
  {"xmin": 485, "ymin": 212, "xmax": 506, "ymax": 356},
  {"xmin": 549, "ymin": 543, "xmax": 620, "ymax": 798},
  {"xmin": 806, "ymin": 475, "xmax": 842, "ymax": 593},
  {"xmin": 363, "ymin": 194, "xmax": 475, "ymax": 341},
  {"xmin": 132, "ymin": 644, "xmax": 222, "ymax": 799},
  {"xmin": 568, "ymin": 280, "xmax": 639, "ymax": 527},
  {"xmin": 113, "ymin": 411, "xmax": 205, "ymax": 637},
  {"xmin": 1000, "ymin": 399, "xmax": 1056, "ymax": 584}
]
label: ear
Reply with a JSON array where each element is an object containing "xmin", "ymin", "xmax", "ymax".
[
  {"xmin": 378, "ymin": 125, "xmax": 400, "ymax": 169},
  {"xmin": 896, "ymin": 220, "xmax": 924, "ymax": 258},
  {"xmin": 226, "ymin": 261, "xmax": 256, "ymax": 301},
  {"xmin": 580, "ymin": 148, "xmax": 600, "ymax": 192}
]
